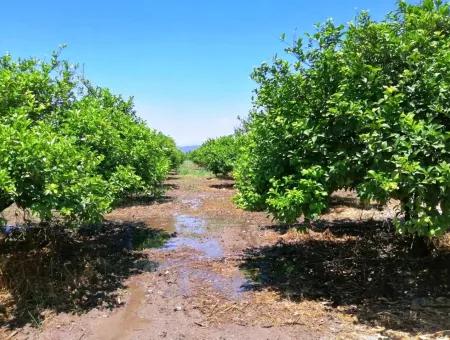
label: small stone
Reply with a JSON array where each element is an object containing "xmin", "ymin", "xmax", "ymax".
[{"xmin": 174, "ymin": 306, "xmax": 182, "ymax": 311}]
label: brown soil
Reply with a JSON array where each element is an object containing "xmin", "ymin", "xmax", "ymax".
[{"xmin": 1, "ymin": 173, "xmax": 449, "ymax": 339}]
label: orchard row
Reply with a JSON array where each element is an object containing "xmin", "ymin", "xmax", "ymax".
[
  {"xmin": 0, "ymin": 51, "xmax": 183, "ymax": 226},
  {"xmin": 191, "ymin": 1, "xmax": 450, "ymax": 237}
]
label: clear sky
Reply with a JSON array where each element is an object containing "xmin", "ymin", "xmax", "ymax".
[{"xmin": 1, "ymin": 1, "xmax": 397, "ymax": 145}]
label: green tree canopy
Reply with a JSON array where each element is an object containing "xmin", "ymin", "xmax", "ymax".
[{"xmin": 235, "ymin": 0, "xmax": 450, "ymax": 236}]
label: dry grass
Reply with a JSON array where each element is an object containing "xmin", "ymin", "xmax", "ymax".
[{"xmin": 0, "ymin": 223, "xmax": 167, "ymax": 329}]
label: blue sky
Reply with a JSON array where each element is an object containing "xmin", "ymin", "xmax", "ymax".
[{"xmin": 1, "ymin": 1, "xmax": 397, "ymax": 145}]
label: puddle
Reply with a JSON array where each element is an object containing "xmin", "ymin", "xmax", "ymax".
[
  {"xmin": 121, "ymin": 214, "xmax": 247, "ymax": 261},
  {"xmin": 93, "ymin": 281, "xmax": 149, "ymax": 340},
  {"xmin": 164, "ymin": 237, "xmax": 223, "ymax": 258},
  {"xmin": 176, "ymin": 267, "xmax": 249, "ymax": 299},
  {"xmin": 160, "ymin": 214, "xmax": 228, "ymax": 258},
  {"xmin": 207, "ymin": 271, "xmax": 249, "ymax": 299},
  {"xmin": 135, "ymin": 212, "xmax": 251, "ymax": 298},
  {"xmin": 131, "ymin": 227, "xmax": 171, "ymax": 250},
  {"xmin": 174, "ymin": 215, "xmax": 207, "ymax": 234}
]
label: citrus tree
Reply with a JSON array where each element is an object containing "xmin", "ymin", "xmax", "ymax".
[
  {"xmin": 155, "ymin": 131, "xmax": 185, "ymax": 171},
  {"xmin": 235, "ymin": 0, "xmax": 450, "ymax": 237},
  {"xmin": 190, "ymin": 134, "xmax": 240, "ymax": 176},
  {"xmin": 59, "ymin": 88, "xmax": 172, "ymax": 196},
  {"xmin": 0, "ymin": 51, "xmax": 179, "ymax": 225}
]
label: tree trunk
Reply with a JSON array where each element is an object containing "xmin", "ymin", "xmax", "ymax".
[
  {"xmin": 404, "ymin": 204, "xmax": 411, "ymax": 222},
  {"xmin": 410, "ymin": 235, "xmax": 432, "ymax": 257}
]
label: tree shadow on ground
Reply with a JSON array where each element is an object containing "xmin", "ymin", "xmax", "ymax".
[
  {"xmin": 164, "ymin": 183, "xmax": 180, "ymax": 191},
  {"xmin": 116, "ymin": 195, "xmax": 174, "ymax": 208},
  {"xmin": 263, "ymin": 219, "xmax": 393, "ymax": 236},
  {"xmin": 210, "ymin": 183, "xmax": 234, "ymax": 190},
  {"xmin": 329, "ymin": 194, "xmax": 382, "ymax": 210},
  {"xmin": 207, "ymin": 175, "xmax": 234, "ymax": 181},
  {"xmin": 240, "ymin": 220, "xmax": 450, "ymax": 334},
  {"xmin": 0, "ymin": 222, "xmax": 171, "ymax": 329}
]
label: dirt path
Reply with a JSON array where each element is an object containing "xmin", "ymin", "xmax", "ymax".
[{"xmin": 6, "ymin": 172, "xmax": 450, "ymax": 339}]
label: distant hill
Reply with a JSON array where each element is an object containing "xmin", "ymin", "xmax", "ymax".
[{"xmin": 179, "ymin": 145, "xmax": 199, "ymax": 153}]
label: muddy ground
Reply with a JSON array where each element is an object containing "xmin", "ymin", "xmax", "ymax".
[{"xmin": 1, "ymin": 168, "xmax": 450, "ymax": 339}]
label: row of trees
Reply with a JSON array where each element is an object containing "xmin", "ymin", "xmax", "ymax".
[
  {"xmin": 0, "ymin": 51, "xmax": 183, "ymax": 226},
  {"xmin": 189, "ymin": 135, "xmax": 240, "ymax": 176},
  {"xmin": 233, "ymin": 0, "xmax": 449, "ymax": 237}
]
